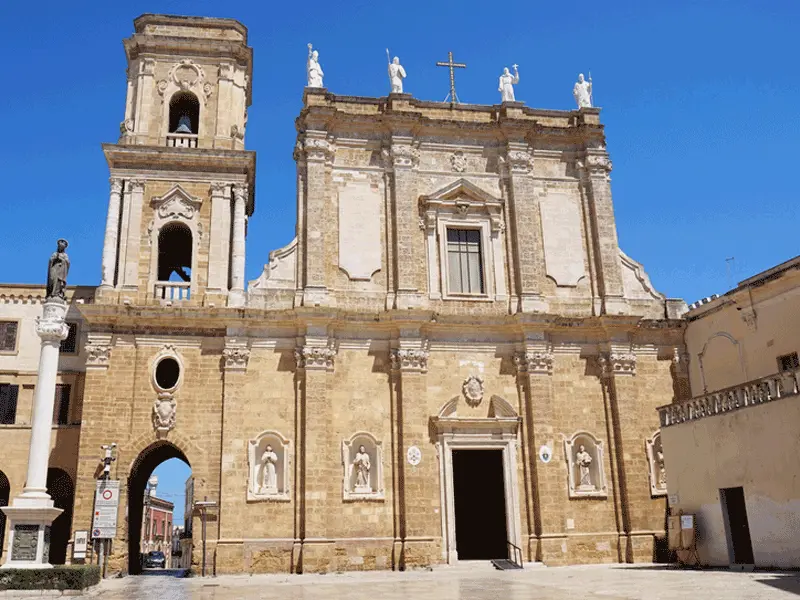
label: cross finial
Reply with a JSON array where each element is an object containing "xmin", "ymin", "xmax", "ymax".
[{"xmin": 436, "ymin": 51, "xmax": 467, "ymax": 105}]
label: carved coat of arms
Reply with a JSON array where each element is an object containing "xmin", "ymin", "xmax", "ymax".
[
  {"xmin": 462, "ymin": 375, "xmax": 485, "ymax": 407},
  {"xmin": 153, "ymin": 393, "xmax": 176, "ymax": 433}
]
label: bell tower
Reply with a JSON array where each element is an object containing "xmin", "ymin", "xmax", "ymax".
[{"xmin": 97, "ymin": 14, "xmax": 255, "ymax": 307}]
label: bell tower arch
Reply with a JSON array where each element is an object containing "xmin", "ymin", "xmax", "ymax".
[{"xmin": 97, "ymin": 15, "xmax": 255, "ymax": 307}]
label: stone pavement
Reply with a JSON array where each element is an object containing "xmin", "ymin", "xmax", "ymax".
[{"xmin": 72, "ymin": 563, "xmax": 800, "ymax": 600}]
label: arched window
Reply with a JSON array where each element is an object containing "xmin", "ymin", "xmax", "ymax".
[
  {"xmin": 168, "ymin": 92, "xmax": 199, "ymax": 135},
  {"xmin": 157, "ymin": 222, "xmax": 192, "ymax": 283}
]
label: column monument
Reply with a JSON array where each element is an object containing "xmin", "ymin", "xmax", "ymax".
[{"xmin": 1, "ymin": 240, "xmax": 70, "ymax": 569}]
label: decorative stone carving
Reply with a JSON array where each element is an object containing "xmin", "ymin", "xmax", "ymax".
[
  {"xmin": 153, "ymin": 392, "xmax": 176, "ymax": 434},
  {"xmin": 506, "ymin": 149, "xmax": 532, "ymax": 174},
  {"xmin": 307, "ymin": 43, "xmax": 324, "ymax": 88},
  {"xmin": 498, "ymin": 65, "xmax": 520, "ymax": 102},
  {"xmin": 140, "ymin": 58, "xmax": 156, "ymax": 76},
  {"xmin": 582, "ymin": 153, "xmax": 613, "ymax": 179},
  {"xmin": 247, "ymin": 430, "xmax": 291, "ymax": 501},
  {"xmin": 462, "ymin": 375, "xmax": 485, "ymax": 407},
  {"xmin": 564, "ymin": 431, "xmax": 607, "ymax": 498},
  {"xmin": 387, "ymin": 56, "xmax": 407, "ymax": 94},
  {"xmin": 598, "ymin": 352, "xmax": 637, "ymax": 378},
  {"xmin": 514, "ymin": 349, "xmax": 554, "ymax": 375},
  {"xmin": 295, "ymin": 345, "xmax": 337, "ymax": 371},
  {"xmin": 342, "ymin": 432, "xmax": 384, "ymax": 500},
  {"xmin": 119, "ymin": 119, "xmax": 135, "ymax": 134},
  {"xmin": 168, "ymin": 59, "xmax": 206, "ymax": 91},
  {"xmin": 85, "ymin": 344, "xmax": 112, "ymax": 370},
  {"xmin": 35, "ymin": 302, "xmax": 70, "ymax": 342},
  {"xmin": 645, "ymin": 431, "xmax": 667, "ymax": 497},
  {"xmin": 150, "ymin": 185, "xmax": 202, "ymax": 222},
  {"xmin": 671, "ymin": 347, "xmax": 690, "ymax": 377},
  {"xmin": 740, "ymin": 307, "xmax": 757, "ymax": 330},
  {"xmin": 390, "ymin": 348, "xmax": 430, "ymax": 373},
  {"xmin": 390, "ymin": 144, "xmax": 420, "ymax": 168},
  {"xmin": 223, "ymin": 347, "xmax": 250, "ymax": 372},
  {"xmin": 450, "ymin": 151, "xmax": 467, "ymax": 172},
  {"xmin": 303, "ymin": 137, "xmax": 334, "ymax": 162},
  {"xmin": 573, "ymin": 73, "xmax": 593, "ymax": 108}
]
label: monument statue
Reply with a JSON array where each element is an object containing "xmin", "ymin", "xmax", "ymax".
[
  {"xmin": 46, "ymin": 239, "xmax": 70, "ymax": 302},
  {"xmin": 260, "ymin": 444, "xmax": 278, "ymax": 493},
  {"xmin": 576, "ymin": 444, "xmax": 593, "ymax": 489},
  {"xmin": 387, "ymin": 53, "xmax": 407, "ymax": 94},
  {"xmin": 573, "ymin": 73, "xmax": 593, "ymax": 108},
  {"xmin": 498, "ymin": 65, "xmax": 520, "ymax": 102},
  {"xmin": 307, "ymin": 43, "xmax": 324, "ymax": 88},
  {"xmin": 353, "ymin": 444, "xmax": 371, "ymax": 491}
]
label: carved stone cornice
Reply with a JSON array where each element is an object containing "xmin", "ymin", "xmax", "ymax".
[
  {"xmin": 390, "ymin": 348, "xmax": 429, "ymax": 373},
  {"xmin": 514, "ymin": 349, "xmax": 554, "ymax": 375},
  {"xmin": 598, "ymin": 352, "xmax": 637, "ymax": 378},
  {"xmin": 295, "ymin": 345, "xmax": 337, "ymax": 371},
  {"xmin": 223, "ymin": 346, "xmax": 250, "ymax": 372},
  {"xmin": 85, "ymin": 344, "xmax": 112, "ymax": 370}
]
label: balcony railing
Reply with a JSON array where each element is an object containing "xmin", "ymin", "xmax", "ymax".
[
  {"xmin": 154, "ymin": 281, "xmax": 191, "ymax": 302},
  {"xmin": 166, "ymin": 133, "xmax": 198, "ymax": 148},
  {"xmin": 657, "ymin": 369, "xmax": 799, "ymax": 428}
]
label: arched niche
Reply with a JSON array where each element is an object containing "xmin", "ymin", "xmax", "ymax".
[
  {"xmin": 645, "ymin": 430, "xmax": 667, "ymax": 497},
  {"xmin": 341, "ymin": 432, "xmax": 384, "ymax": 501},
  {"xmin": 247, "ymin": 430, "xmax": 291, "ymax": 502},
  {"xmin": 564, "ymin": 431, "xmax": 608, "ymax": 499},
  {"xmin": 698, "ymin": 331, "xmax": 747, "ymax": 393}
]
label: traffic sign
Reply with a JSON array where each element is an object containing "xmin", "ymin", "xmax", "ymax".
[{"xmin": 92, "ymin": 480, "xmax": 120, "ymax": 539}]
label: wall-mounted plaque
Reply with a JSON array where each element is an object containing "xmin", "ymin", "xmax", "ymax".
[{"xmin": 11, "ymin": 524, "xmax": 38, "ymax": 561}]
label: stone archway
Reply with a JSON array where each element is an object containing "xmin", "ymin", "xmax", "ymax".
[
  {"xmin": 127, "ymin": 440, "xmax": 190, "ymax": 574},
  {"xmin": 430, "ymin": 395, "xmax": 522, "ymax": 564}
]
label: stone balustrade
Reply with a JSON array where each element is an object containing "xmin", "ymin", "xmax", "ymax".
[
  {"xmin": 658, "ymin": 370, "xmax": 799, "ymax": 428},
  {"xmin": 166, "ymin": 133, "xmax": 198, "ymax": 148},
  {"xmin": 154, "ymin": 281, "xmax": 191, "ymax": 301}
]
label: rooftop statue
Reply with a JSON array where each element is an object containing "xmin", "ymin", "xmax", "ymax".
[{"xmin": 307, "ymin": 43, "xmax": 324, "ymax": 88}]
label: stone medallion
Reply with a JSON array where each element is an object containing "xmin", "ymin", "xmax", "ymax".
[{"xmin": 462, "ymin": 375, "xmax": 484, "ymax": 407}]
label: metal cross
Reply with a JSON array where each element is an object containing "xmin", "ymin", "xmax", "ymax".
[{"xmin": 436, "ymin": 51, "xmax": 466, "ymax": 104}]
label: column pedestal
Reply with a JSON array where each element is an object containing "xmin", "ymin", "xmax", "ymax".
[{"xmin": 1, "ymin": 299, "xmax": 68, "ymax": 569}]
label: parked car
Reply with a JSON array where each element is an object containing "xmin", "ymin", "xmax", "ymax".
[{"xmin": 145, "ymin": 551, "xmax": 166, "ymax": 569}]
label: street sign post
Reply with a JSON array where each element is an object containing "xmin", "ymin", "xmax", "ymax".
[{"xmin": 92, "ymin": 480, "xmax": 120, "ymax": 539}]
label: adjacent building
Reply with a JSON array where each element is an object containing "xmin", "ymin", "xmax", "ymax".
[{"xmin": 659, "ymin": 255, "xmax": 800, "ymax": 568}]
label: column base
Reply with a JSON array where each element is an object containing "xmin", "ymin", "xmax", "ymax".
[{"xmin": 1, "ymin": 502, "xmax": 63, "ymax": 569}]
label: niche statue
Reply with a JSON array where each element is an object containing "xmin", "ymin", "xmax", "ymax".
[{"xmin": 46, "ymin": 239, "xmax": 70, "ymax": 301}]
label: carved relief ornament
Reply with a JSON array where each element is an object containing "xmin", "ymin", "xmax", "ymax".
[
  {"xmin": 223, "ymin": 347, "xmax": 251, "ymax": 372},
  {"xmin": 506, "ymin": 149, "xmax": 532, "ymax": 174},
  {"xmin": 390, "ymin": 144, "xmax": 420, "ymax": 168},
  {"xmin": 462, "ymin": 375, "xmax": 485, "ymax": 407},
  {"xmin": 295, "ymin": 345, "xmax": 337, "ymax": 371},
  {"xmin": 598, "ymin": 352, "xmax": 637, "ymax": 378},
  {"xmin": 85, "ymin": 344, "xmax": 112, "ymax": 370},
  {"xmin": 150, "ymin": 185, "xmax": 202, "ymax": 222},
  {"xmin": 153, "ymin": 392, "xmax": 176, "ymax": 434},
  {"xmin": 450, "ymin": 151, "xmax": 467, "ymax": 173},
  {"xmin": 390, "ymin": 348, "xmax": 430, "ymax": 373},
  {"xmin": 514, "ymin": 349, "xmax": 554, "ymax": 375}
]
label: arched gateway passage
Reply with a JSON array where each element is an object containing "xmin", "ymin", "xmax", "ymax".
[{"xmin": 127, "ymin": 441, "xmax": 190, "ymax": 574}]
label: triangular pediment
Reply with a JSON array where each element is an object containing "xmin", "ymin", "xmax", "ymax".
[
  {"xmin": 151, "ymin": 184, "xmax": 202, "ymax": 220},
  {"xmin": 420, "ymin": 178, "xmax": 501, "ymax": 207}
]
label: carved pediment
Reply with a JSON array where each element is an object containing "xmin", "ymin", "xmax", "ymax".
[
  {"xmin": 420, "ymin": 179, "xmax": 504, "ymax": 232},
  {"xmin": 150, "ymin": 185, "xmax": 202, "ymax": 221}
]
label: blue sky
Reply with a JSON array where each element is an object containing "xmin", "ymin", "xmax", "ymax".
[{"xmin": 2, "ymin": 2, "xmax": 799, "ymax": 514}]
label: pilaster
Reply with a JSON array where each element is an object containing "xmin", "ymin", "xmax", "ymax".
[
  {"xmin": 100, "ymin": 178, "xmax": 123, "ymax": 289},
  {"xmin": 121, "ymin": 179, "xmax": 145, "ymax": 294},
  {"xmin": 207, "ymin": 182, "xmax": 232, "ymax": 299},
  {"xmin": 228, "ymin": 184, "xmax": 247, "ymax": 307}
]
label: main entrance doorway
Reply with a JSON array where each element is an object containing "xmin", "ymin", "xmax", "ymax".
[{"xmin": 452, "ymin": 450, "xmax": 507, "ymax": 560}]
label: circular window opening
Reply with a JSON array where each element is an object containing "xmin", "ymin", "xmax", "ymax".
[{"xmin": 155, "ymin": 357, "xmax": 181, "ymax": 390}]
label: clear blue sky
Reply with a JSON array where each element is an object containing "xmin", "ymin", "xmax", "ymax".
[{"xmin": 2, "ymin": 2, "xmax": 798, "ymax": 513}]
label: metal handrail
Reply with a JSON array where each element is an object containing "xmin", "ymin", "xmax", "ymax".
[{"xmin": 506, "ymin": 540, "xmax": 523, "ymax": 568}]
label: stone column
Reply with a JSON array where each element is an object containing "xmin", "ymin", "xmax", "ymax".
[
  {"xmin": 295, "ymin": 337, "xmax": 336, "ymax": 572},
  {"xmin": 228, "ymin": 183, "xmax": 247, "ymax": 307},
  {"xmin": 389, "ymin": 343, "xmax": 435, "ymax": 568},
  {"xmin": 502, "ymin": 143, "xmax": 548, "ymax": 313},
  {"xmin": 1, "ymin": 300, "xmax": 68, "ymax": 569},
  {"xmin": 514, "ymin": 341, "xmax": 565, "ymax": 564},
  {"xmin": 207, "ymin": 182, "xmax": 232, "ymax": 296},
  {"xmin": 388, "ymin": 138, "xmax": 423, "ymax": 309},
  {"xmin": 121, "ymin": 179, "xmax": 145, "ymax": 293},
  {"xmin": 580, "ymin": 152, "xmax": 626, "ymax": 315},
  {"xmin": 100, "ymin": 178, "xmax": 123, "ymax": 289}
]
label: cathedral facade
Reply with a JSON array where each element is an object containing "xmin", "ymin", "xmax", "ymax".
[{"xmin": 1, "ymin": 14, "xmax": 690, "ymax": 574}]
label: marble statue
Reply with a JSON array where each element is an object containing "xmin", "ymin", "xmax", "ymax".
[
  {"xmin": 576, "ymin": 445, "xmax": 593, "ymax": 489},
  {"xmin": 353, "ymin": 445, "xmax": 371, "ymax": 492},
  {"xmin": 260, "ymin": 444, "xmax": 278, "ymax": 493},
  {"xmin": 307, "ymin": 43, "xmax": 324, "ymax": 88},
  {"xmin": 657, "ymin": 449, "xmax": 666, "ymax": 487},
  {"xmin": 387, "ymin": 55, "xmax": 407, "ymax": 94},
  {"xmin": 498, "ymin": 65, "xmax": 519, "ymax": 102},
  {"xmin": 46, "ymin": 239, "xmax": 70, "ymax": 301},
  {"xmin": 573, "ymin": 73, "xmax": 593, "ymax": 108}
]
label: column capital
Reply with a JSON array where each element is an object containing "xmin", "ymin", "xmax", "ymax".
[
  {"xmin": 578, "ymin": 151, "xmax": 613, "ymax": 180},
  {"xmin": 302, "ymin": 136, "xmax": 335, "ymax": 163},
  {"xmin": 109, "ymin": 177, "xmax": 124, "ymax": 194},
  {"xmin": 223, "ymin": 345, "xmax": 251, "ymax": 372},
  {"xmin": 35, "ymin": 301, "xmax": 69, "ymax": 343},
  {"xmin": 209, "ymin": 181, "xmax": 231, "ymax": 195},
  {"xmin": 514, "ymin": 348, "xmax": 553, "ymax": 376},
  {"xmin": 598, "ymin": 351, "xmax": 636, "ymax": 378},
  {"xmin": 390, "ymin": 348, "xmax": 429, "ymax": 373},
  {"xmin": 127, "ymin": 179, "xmax": 146, "ymax": 193},
  {"xmin": 388, "ymin": 142, "xmax": 420, "ymax": 169},
  {"xmin": 295, "ymin": 344, "xmax": 337, "ymax": 372},
  {"xmin": 85, "ymin": 344, "xmax": 112, "ymax": 370},
  {"xmin": 232, "ymin": 183, "xmax": 248, "ymax": 201}
]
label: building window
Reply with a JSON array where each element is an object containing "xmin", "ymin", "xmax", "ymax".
[
  {"xmin": 777, "ymin": 352, "xmax": 799, "ymax": 372},
  {"xmin": 0, "ymin": 322, "xmax": 18, "ymax": 353},
  {"xmin": 446, "ymin": 228, "xmax": 484, "ymax": 295},
  {"xmin": 0, "ymin": 384, "xmax": 19, "ymax": 425},
  {"xmin": 60, "ymin": 322, "xmax": 78, "ymax": 354},
  {"xmin": 53, "ymin": 384, "xmax": 71, "ymax": 425}
]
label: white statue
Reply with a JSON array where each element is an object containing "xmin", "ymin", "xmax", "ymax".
[
  {"xmin": 387, "ymin": 55, "xmax": 407, "ymax": 94},
  {"xmin": 576, "ymin": 445, "xmax": 593, "ymax": 489},
  {"xmin": 307, "ymin": 43, "xmax": 324, "ymax": 88},
  {"xmin": 353, "ymin": 445, "xmax": 371, "ymax": 492},
  {"xmin": 657, "ymin": 449, "xmax": 666, "ymax": 487},
  {"xmin": 573, "ymin": 73, "xmax": 593, "ymax": 108},
  {"xmin": 260, "ymin": 444, "xmax": 278, "ymax": 493},
  {"xmin": 498, "ymin": 65, "xmax": 520, "ymax": 102}
]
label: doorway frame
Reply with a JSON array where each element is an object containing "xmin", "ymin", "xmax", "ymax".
[{"xmin": 431, "ymin": 397, "xmax": 522, "ymax": 564}]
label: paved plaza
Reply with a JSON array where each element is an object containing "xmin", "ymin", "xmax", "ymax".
[{"xmin": 74, "ymin": 563, "xmax": 800, "ymax": 599}]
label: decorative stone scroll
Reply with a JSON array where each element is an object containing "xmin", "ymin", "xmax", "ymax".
[
  {"xmin": 247, "ymin": 430, "xmax": 291, "ymax": 501},
  {"xmin": 342, "ymin": 432, "xmax": 384, "ymax": 501},
  {"xmin": 564, "ymin": 431, "xmax": 607, "ymax": 498},
  {"xmin": 645, "ymin": 431, "xmax": 667, "ymax": 497},
  {"xmin": 390, "ymin": 348, "xmax": 430, "ymax": 373},
  {"xmin": 151, "ymin": 185, "xmax": 203, "ymax": 221},
  {"xmin": 294, "ymin": 344, "xmax": 337, "ymax": 371}
]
